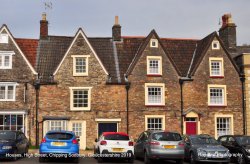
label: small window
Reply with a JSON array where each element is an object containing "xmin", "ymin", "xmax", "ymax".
[
  {"xmin": 0, "ymin": 34, "xmax": 8, "ymax": 43},
  {"xmin": 209, "ymin": 58, "xmax": 224, "ymax": 77},
  {"xmin": 70, "ymin": 87, "xmax": 92, "ymax": 111},
  {"xmin": 208, "ymin": 85, "xmax": 227, "ymax": 106},
  {"xmin": 72, "ymin": 55, "xmax": 90, "ymax": 76},
  {"xmin": 145, "ymin": 83, "xmax": 165, "ymax": 106},
  {"xmin": 145, "ymin": 115, "xmax": 165, "ymax": 130},
  {"xmin": 48, "ymin": 120, "xmax": 67, "ymax": 131},
  {"xmin": 216, "ymin": 117, "xmax": 232, "ymax": 138},
  {"xmin": 150, "ymin": 39, "xmax": 158, "ymax": 48},
  {"xmin": 212, "ymin": 41, "xmax": 220, "ymax": 50},
  {"xmin": 0, "ymin": 83, "xmax": 17, "ymax": 101},
  {"xmin": 0, "ymin": 52, "xmax": 14, "ymax": 69},
  {"xmin": 147, "ymin": 56, "xmax": 162, "ymax": 75}
]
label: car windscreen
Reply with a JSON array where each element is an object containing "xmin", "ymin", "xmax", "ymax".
[
  {"xmin": 235, "ymin": 136, "xmax": 250, "ymax": 145},
  {"xmin": 104, "ymin": 134, "xmax": 129, "ymax": 140},
  {"xmin": 152, "ymin": 132, "xmax": 182, "ymax": 141},
  {"xmin": 0, "ymin": 131, "xmax": 16, "ymax": 140},
  {"xmin": 46, "ymin": 133, "xmax": 73, "ymax": 140},
  {"xmin": 191, "ymin": 137, "xmax": 219, "ymax": 144}
]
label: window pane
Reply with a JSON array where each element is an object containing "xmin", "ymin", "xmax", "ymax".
[
  {"xmin": 73, "ymin": 89, "xmax": 88, "ymax": 108},
  {"xmin": 217, "ymin": 117, "xmax": 231, "ymax": 137},
  {"xmin": 0, "ymin": 56, "xmax": 2, "ymax": 67},
  {"xmin": 0, "ymin": 86, "xmax": 5, "ymax": 99},
  {"xmin": 210, "ymin": 88, "xmax": 224, "ymax": 105},
  {"xmin": 75, "ymin": 57, "xmax": 86, "ymax": 73},
  {"xmin": 148, "ymin": 87, "xmax": 162, "ymax": 104},
  {"xmin": 149, "ymin": 60, "xmax": 159, "ymax": 74},
  {"xmin": 211, "ymin": 61, "xmax": 222, "ymax": 76},
  {"xmin": 7, "ymin": 86, "xmax": 14, "ymax": 99},
  {"xmin": 147, "ymin": 118, "xmax": 163, "ymax": 130},
  {"xmin": 4, "ymin": 56, "xmax": 10, "ymax": 67}
]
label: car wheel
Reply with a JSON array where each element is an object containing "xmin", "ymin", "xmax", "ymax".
[
  {"xmin": 176, "ymin": 159, "xmax": 184, "ymax": 164},
  {"xmin": 190, "ymin": 152, "xmax": 196, "ymax": 164},
  {"xmin": 237, "ymin": 154, "xmax": 246, "ymax": 164},
  {"xmin": 128, "ymin": 157, "xmax": 134, "ymax": 163},
  {"xmin": 73, "ymin": 157, "xmax": 79, "ymax": 163},
  {"xmin": 39, "ymin": 157, "xmax": 45, "ymax": 163},
  {"xmin": 144, "ymin": 151, "xmax": 151, "ymax": 164}
]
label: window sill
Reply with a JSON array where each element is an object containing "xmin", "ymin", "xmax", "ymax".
[
  {"xmin": 208, "ymin": 105, "xmax": 227, "ymax": 107},
  {"xmin": 73, "ymin": 74, "xmax": 88, "ymax": 77},
  {"xmin": 209, "ymin": 76, "xmax": 224, "ymax": 78},
  {"xmin": 147, "ymin": 74, "xmax": 162, "ymax": 77},
  {"xmin": 0, "ymin": 100, "xmax": 15, "ymax": 102},
  {"xmin": 145, "ymin": 105, "xmax": 165, "ymax": 107},
  {"xmin": 70, "ymin": 109, "xmax": 91, "ymax": 111}
]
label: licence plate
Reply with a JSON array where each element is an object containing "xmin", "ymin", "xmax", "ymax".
[
  {"xmin": 51, "ymin": 142, "xmax": 66, "ymax": 146},
  {"xmin": 164, "ymin": 145, "xmax": 176, "ymax": 149},
  {"xmin": 112, "ymin": 148, "xmax": 124, "ymax": 152}
]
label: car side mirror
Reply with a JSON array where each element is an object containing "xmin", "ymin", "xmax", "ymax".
[{"xmin": 95, "ymin": 138, "xmax": 98, "ymax": 142}]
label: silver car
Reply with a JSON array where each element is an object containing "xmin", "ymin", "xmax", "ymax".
[{"xmin": 134, "ymin": 131, "xmax": 184, "ymax": 164}]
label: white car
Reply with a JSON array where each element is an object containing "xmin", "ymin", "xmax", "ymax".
[{"xmin": 94, "ymin": 132, "xmax": 134, "ymax": 163}]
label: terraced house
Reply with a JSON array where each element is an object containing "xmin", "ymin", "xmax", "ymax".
[{"xmin": 0, "ymin": 13, "xmax": 247, "ymax": 149}]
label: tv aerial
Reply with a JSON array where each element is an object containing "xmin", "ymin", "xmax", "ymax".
[{"xmin": 44, "ymin": 1, "xmax": 52, "ymax": 11}]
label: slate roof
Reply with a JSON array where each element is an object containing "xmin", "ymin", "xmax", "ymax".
[{"xmin": 15, "ymin": 38, "xmax": 39, "ymax": 67}]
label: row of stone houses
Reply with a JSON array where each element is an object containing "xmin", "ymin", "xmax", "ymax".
[{"xmin": 0, "ymin": 13, "xmax": 249, "ymax": 149}]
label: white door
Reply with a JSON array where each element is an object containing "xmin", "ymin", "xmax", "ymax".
[{"xmin": 69, "ymin": 121, "xmax": 86, "ymax": 150}]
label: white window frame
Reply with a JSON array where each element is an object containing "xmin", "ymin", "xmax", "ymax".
[
  {"xmin": 0, "ymin": 82, "xmax": 17, "ymax": 101},
  {"xmin": 145, "ymin": 115, "xmax": 165, "ymax": 130},
  {"xmin": 150, "ymin": 39, "xmax": 158, "ymax": 48},
  {"xmin": 0, "ymin": 51, "xmax": 15, "ymax": 69},
  {"xmin": 69, "ymin": 87, "xmax": 92, "ymax": 111},
  {"xmin": 0, "ymin": 34, "xmax": 9, "ymax": 43},
  {"xmin": 214, "ymin": 114, "xmax": 233, "ymax": 139},
  {"xmin": 71, "ymin": 55, "xmax": 90, "ymax": 76},
  {"xmin": 145, "ymin": 83, "xmax": 165, "ymax": 106},
  {"xmin": 147, "ymin": 56, "xmax": 162, "ymax": 75},
  {"xmin": 208, "ymin": 85, "xmax": 227, "ymax": 106},
  {"xmin": 212, "ymin": 40, "xmax": 220, "ymax": 50},
  {"xmin": 48, "ymin": 120, "xmax": 67, "ymax": 131},
  {"xmin": 209, "ymin": 57, "xmax": 224, "ymax": 77}
]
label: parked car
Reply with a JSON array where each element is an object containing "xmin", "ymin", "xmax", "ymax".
[
  {"xmin": 184, "ymin": 134, "xmax": 230, "ymax": 164},
  {"xmin": 0, "ymin": 130, "xmax": 29, "ymax": 161},
  {"xmin": 39, "ymin": 130, "xmax": 79, "ymax": 163},
  {"xmin": 94, "ymin": 132, "xmax": 134, "ymax": 163},
  {"xmin": 218, "ymin": 135, "xmax": 250, "ymax": 164},
  {"xmin": 134, "ymin": 130, "xmax": 184, "ymax": 164}
]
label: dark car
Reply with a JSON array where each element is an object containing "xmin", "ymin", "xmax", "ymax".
[
  {"xmin": 134, "ymin": 131, "xmax": 184, "ymax": 164},
  {"xmin": 218, "ymin": 135, "xmax": 250, "ymax": 164},
  {"xmin": 0, "ymin": 130, "xmax": 29, "ymax": 160},
  {"xmin": 184, "ymin": 135, "xmax": 230, "ymax": 164}
]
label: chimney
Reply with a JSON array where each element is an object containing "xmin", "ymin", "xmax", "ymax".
[
  {"xmin": 112, "ymin": 16, "xmax": 121, "ymax": 41},
  {"xmin": 219, "ymin": 13, "xmax": 237, "ymax": 52},
  {"xmin": 40, "ymin": 13, "xmax": 48, "ymax": 39}
]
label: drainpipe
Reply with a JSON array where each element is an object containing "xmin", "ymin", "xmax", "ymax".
[
  {"xmin": 240, "ymin": 75, "xmax": 246, "ymax": 135},
  {"xmin": 34, "ymin": 79, "xmax": 40, "ymax": 148},
  {"xmin": 179, "ymin": 77, "xmax": 193, "ymax": 135},
  {"xmin": 125, "ymin": 75, "xmax": 130, "ymax": 134}
]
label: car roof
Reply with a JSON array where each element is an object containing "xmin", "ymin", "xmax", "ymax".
[
  {"xmin": 46, "ymin": 130, "xmax": 75, "ymax": 135},
  {"xmin": 102, "ymin": 132, "xmax": 129, "ymax": 137}
]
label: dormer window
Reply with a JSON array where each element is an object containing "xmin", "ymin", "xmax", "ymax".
[
  {"xmin": 150, "ymin": 39, "xmax": 158, "ymax": 48},
  {"xmin": 72, "ymin": 55, "xmax": 90, "ymax": 76},
  {"xmin": 212, "ymin": 41, "xmax": 220, "ymax": 50},
  {"xmin": 0, "ymin": 51, "xmax": 15, "ymax": 69},
  {"xmin": 147, "ymin": 56, "xmax": 162, "ymax": 76},
  {"xmin": 0, "ymin": 34, "xmax": 9, "ymax": 43}
]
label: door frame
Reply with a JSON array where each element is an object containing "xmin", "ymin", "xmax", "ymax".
[
  {"xmin": 68, "ymin": 120, "xmax": 86, "ymax": 150},
  {"xmin": 95, "ymin": 118, "xmax": 121, "ymax": 138},
  {"xmin": 183, "ymin": 111, "xmax": 200, "ymax": 135}
]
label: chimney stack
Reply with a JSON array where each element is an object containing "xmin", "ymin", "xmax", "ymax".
[
  {"xmin": 40, "ymin": 13, "xmax": 48, "ymax": 39},
  {"xmin": 112, "ymin": 16, "xmax": 121, "ymax": 41},
  {"xmin": 219, "ymin": 13, "xmax": 237, "ymax": 52}
]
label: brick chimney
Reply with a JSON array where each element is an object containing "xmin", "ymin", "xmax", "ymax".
[
  {"xmin": 112, "ymin": 16, "xmax": 121, "ymax": 41},
  {"xmin": 219, "ymin": 13, "xmax": 237, "ymax": 52},
  {"xmin": 40, "ymin": 13, "xmax": 48, "ymax": 39}
]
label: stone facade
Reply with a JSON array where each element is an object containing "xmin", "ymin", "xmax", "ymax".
[{"xmin": 0, "ymin": 27, "xmax": 37, "ymax": 143}]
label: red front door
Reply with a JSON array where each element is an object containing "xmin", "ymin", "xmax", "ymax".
[{"xmin": 186, "ymin": 122, "xmax": 197, "ymax": 135}]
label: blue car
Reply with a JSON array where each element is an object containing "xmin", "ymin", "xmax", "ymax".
[
  {"xmin": 0, "ymin": 130, "xmax": 29, "ymax": 161},
  {"xmin": 39, "ymin": 130, "xmax": 79, "ymax": 163}
]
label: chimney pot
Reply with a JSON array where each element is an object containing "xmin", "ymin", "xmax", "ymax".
[
  {"xmin": 115, "ymin": 16, "xmax": 119, "ymax": 25},
  {"xmin": 42, "ymin": 12, "xmax": 47, "ymax": 21},
  {"xmin": 40, "ymin": 13, "xmax": 48, "ymax": 39}
]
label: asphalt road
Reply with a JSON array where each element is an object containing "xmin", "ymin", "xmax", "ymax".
[{"xmin": 0, "ymin": 157, "xmax": 184, "ymax": 164}]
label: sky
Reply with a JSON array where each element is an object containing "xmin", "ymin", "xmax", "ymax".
[{"xmin": 0, "ymin": 0, "xmax": 250, "ymax": 45}]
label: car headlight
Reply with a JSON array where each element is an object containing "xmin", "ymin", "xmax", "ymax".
[{"xmin": 2, "ymin": 146, "xmax": 13, "ymax": 150}]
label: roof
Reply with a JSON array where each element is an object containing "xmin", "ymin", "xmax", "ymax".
[{"xmin": 15, "ymin": 38, "xmax": 39, "ymax": 67}]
